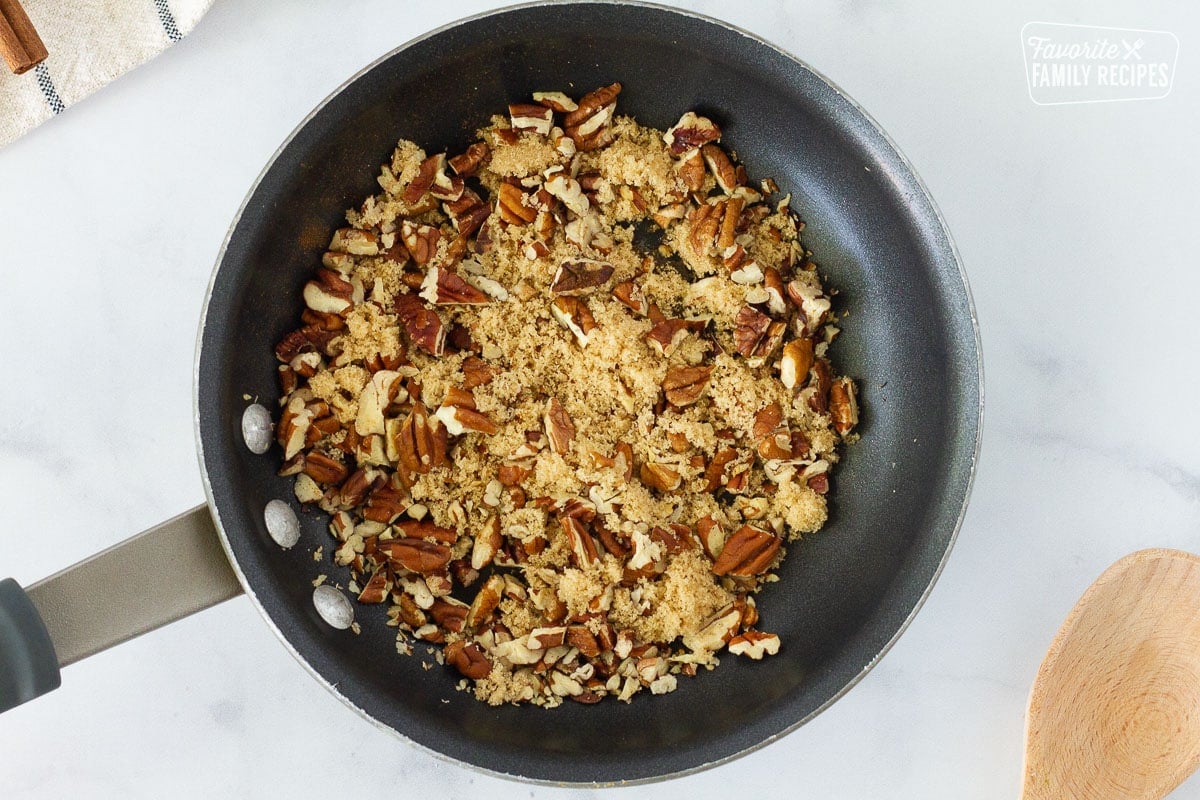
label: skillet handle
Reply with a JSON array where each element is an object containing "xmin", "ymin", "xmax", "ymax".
[
  {"xmin": 0, "ymin": 505, "xmax": 243, "ymax": 713},
  {"xmin": 0, "ymin": 579, "xmax": 60, "ymax": 712}
]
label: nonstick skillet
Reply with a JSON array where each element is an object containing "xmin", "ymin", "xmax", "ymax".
[{"xmin": 0, "ymin": 1, "xmax": 982, "ymax": 785}]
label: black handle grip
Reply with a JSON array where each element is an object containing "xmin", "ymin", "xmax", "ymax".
[{"xmin": 0, "ymin": 578, "xmax": 60, "ymax": 713}]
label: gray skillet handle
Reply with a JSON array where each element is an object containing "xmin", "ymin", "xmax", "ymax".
[
  {"xmin": 1, "ymin": 505, "xmax": 244, "ymax": 713},
  {"xmin": 0, "ymin": 579, "xmax": 60, "ymax": 713}
]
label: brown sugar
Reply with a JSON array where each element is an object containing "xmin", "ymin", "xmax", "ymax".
[{"xmin": 271, "ymin": 82, "xmax": 860, "ymax": 706}]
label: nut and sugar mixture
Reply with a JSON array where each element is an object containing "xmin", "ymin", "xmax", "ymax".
[{"xmin": 272, "ymin": 83, "xmax": 859, "ymax": 706}]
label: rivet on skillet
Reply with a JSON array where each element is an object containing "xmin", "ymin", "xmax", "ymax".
[
  {"xmin": 312, "ymin": 585, "xmax": 355, "ymax": 630},
  {"xmin": 241, "ymin": 403, "xmax": 274, "ymax": 454},
  {"xmin": 263, "ymin": 499, "xmax": 301, "ymax": 549}
]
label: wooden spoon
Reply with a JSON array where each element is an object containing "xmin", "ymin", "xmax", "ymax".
[{"xmin": 1022, "ymin": 549, "xmax": 1200, "ymax": 800}]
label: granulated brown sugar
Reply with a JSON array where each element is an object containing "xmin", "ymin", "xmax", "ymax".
[{"xmin": 272, "ymin": 82, "xmax": 860, "ymax": 706}]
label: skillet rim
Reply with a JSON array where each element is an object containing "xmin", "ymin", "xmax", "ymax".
[{"xmin": 193, "ymin": 0, "xmax": 984, "ymax": 785}]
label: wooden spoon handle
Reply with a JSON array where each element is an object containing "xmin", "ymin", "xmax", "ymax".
[{"xmin": 0, "ymin": 0, "xmax": 47, "ymax": 74}]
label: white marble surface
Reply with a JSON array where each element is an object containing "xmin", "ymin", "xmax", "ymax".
[{"xmin": 1, "ymin": 0, "xmax": 1198, "ymax": 796}]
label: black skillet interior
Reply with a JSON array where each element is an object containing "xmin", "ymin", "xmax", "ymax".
[{"xmin": 197, "ymin": 1, "xmax": 980, "ymax": 784}]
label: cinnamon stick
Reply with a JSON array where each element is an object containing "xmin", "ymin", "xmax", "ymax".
[{"xmin": 0, "ymin": 0, "xmax": 47, "ymax": 75}]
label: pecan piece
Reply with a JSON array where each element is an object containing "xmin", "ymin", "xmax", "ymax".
[
  {"xmin": 443, "ymin": 188, "xmax": 490, "ymax": 238},
  {"xmin": 464, "ymin": 574, "xmax": 505, "ymax": 630},
  {"xmin": 662, "ymin": 365, "xmax": 714, "ymax": 407},
  {"xmin": 303, "ymin": 268, "xmax": 356, "ymax": 316},
  {"xmin": 550, "ymin": 295, "xmax": 596, "ymax": 347},
  {"xmin": 567, "ymin": 625, "xmax": 601, "ymax": 658},
  {"xmin": 561, "ymin": 516, "xmax": 599, "ymax": 567},
  {"xmin": 392, "ymin": 402, "xmax": 447, "ymax": 475},
  {"xmin": 444, "ymin": 640, "xmax": 491, "ymax": 680},
  {"xmin": 779, "ymin": 337, "xmax": 814, "ymax": 390},
  {"xmin": 496, "ymin": 182, "xmax": 538, "ymax": 225},
  {"xmin": 363, "ymin": 482, "xmax": 409, "ymax": 524},
  {"xmin": 640, "ymin": 462, "xmax": 682, "ymax": 492},
  {"xmin": 394, "ymin": 293, "xmax": 446, "ymax": 356},
  {"xmin": 829, "ymin": 376, "xmax": 859, "ymax": 435},
  {"xmin": 808, "ymin": 358, "xmax": 833, "ymax": 414},
  {"xmin": 400, "ymin": 220, "xmax": 442, "ymax": 266},
  {"xmin": 377, "ymin": 538, "xmax": 452, "ymax": 574},
  {"xmin": 727, "ymin": 630, "xmax": 781, "ymax": 659},
  {"xmin": 544, "ymin": 396, "xmax": 575, "ymax": 455},
  {"xmin": 532, "ymin": 91, "xmax": 578, "ymax": 113},
  {"xmin": 357, "ymin": 567, "xmax": 391, "ymax": 604},
  {"xmin": 551, "ymin": 259, "xmax": 614, "ymax": 295},
  {"xmin": 702, "ymin": 144, "xmax": 741, "ymax": 194},
  {"xmin": 564, "ymin": 82, "xmax": 621, "ymax": 149},
  {"xmin": 419, "ymin": 267, "xmax": 490, "ymax": 305},
  {"xmin": 711, "ymin": 525, "xmax": 781, "ymax": 577},
  {"xmin": 303, "ymin": 451, "xmax": 348, "ymax": 486},
  {"xmin": 676, "ymin": 148, "xmax": 706, "ymax": 193},
  {"xmin": 687, "ymin": 202, "xmax": 722, "ymax": 257},
  {"xmin": 612, "ymin": 280, "xmax": 649, "ymax": 316},
  {"xmin": 733, "ymin": 305, "xmax": 784, "ymax": 359},
  {"xmin": 471, "ymin": 517, "xmax": 502, "ymax": 571},
  {"xmin": 329, "ymin": 227, "xmax": 379, "ymax": 256},
  {"xmin": 509, "ymin": 103, "xmax": 553, "ymax": 135},
  {"xmin": 664, "ymin": 112, "xmax": 721, "ymax": 155},
  {"xmin": 402, "ymin": 153, "xmax": 445, "ymax": 204},
  {"xmin": 645, "ymin": 317, "xmax": 704, "ymax": 357},
  {"xmin": 448, "ymin": 142, "xmax": 489, "ymax": 176}
]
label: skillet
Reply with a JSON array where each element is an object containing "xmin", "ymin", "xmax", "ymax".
[{"xmin": 0, "ymin": 1, "xmax": 982, "ymax": 785}]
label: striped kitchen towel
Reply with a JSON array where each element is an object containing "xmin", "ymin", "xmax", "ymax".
[{"xmin": 0, "ymin": 0, "xmax": 213, "ymax": 147}]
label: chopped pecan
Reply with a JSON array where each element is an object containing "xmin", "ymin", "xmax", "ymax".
[
  {"xmin": 779, "ymin": 337, "xmax": 814, "ymax": 390},
  {"xmin": 419, "ymin": 267, "xmax": 490, "ymax": 305},
  {"xmin": 304, "ymin": 451, "xmax": 348, "ymax": 485},
  {"xmin": 448, "ymin": 142, "xmax": 489, "ymax": 176},
  {"xmin": 640, "ymin": 462, "xmax": 682, "ymax": 492},
  {"xmin": 702, "ymin": 144, "xmax": 741, "ymax": 194},
  {"xmin": 461, "ymin": 356, "xmax": 497, "ymax": 389},
  {"xmin": 464, "ymin": 574, "xmax": 505, "ymax": 630},
  {"xmin": 550, "ymin": 295, "xmax": 597, "ymax": 347},
  {"xmin": 645, "ymin": 317, "xmax": 703, "ymax": 357},
  {"xmin": 664, "ymin": 112, "xmax": 722, "ymax": 155},
  {"xmin": 496, "ymin": 182, "xmax": 538, "ymax": 225},
  {"xmin": 394, "ymin": 293, "xmax": 446, "ymax": 356},
  {"xmin": 443, "ymin": 188, "xmax": 490, "ymax": 238},
  {"xmin": 509, "ymin": 103, "xmax": 554, "ymax": 135},
  {"xmin": 662, "ymin": 365, "xmax": 714, "ymax": 407},
  {"xmin": 402, "ymin": 153, "xmax": 446, "ymax": 205},
  {"xmin": 687, "ymin": 202, "xmax": 722, "ymax": 257},
  {"xmin": 532, "ymin": 91, "xmax": 578, "ymax": 113},
  {"xmin": 711, "ymin": 525, "xmax": 782, "ymax": 577},
  {"xmin": 561, "ymin": 516, "xmax": 599, "ymax": 567},
  {"xmin": 676, "ymin": 148, "xmax": 706, "ymax": 193},
  {"xmin": 329, "ymin": 227, "xmax": 379, "ymax": 256},
  {"xmin": 303, "ymin": 268, "xmax": 356, "ymax": 316},
  {"xmin": 551, "ymin": 259, "xmax": 614, "ymax": 295},
  {"xmin": 357, "ymin": 566, "xmax": 391, "ymax": 604},
  {"xmin": 400, "ymin": 220, "xmax": 442, "ymax": 266},
  {"xmin": 808, "ymin": 358, "xmax": 833, "ymax": 414},
  {"xmin": 612, "ymin": 280, "xmax": 649, "ymax": 316},
  {"xmin": 733, "ymin": 305, "xmax": 784, "ymax": 359},
  {"xmin": 544, "ymin": 396, "xmax": 575, "ymax": 455},
  {"xmin": 727, "ymin": 630, "xmax": 781, "ymax": 659},
  {"xmin": 392, "ymin": 402, "xmax": 447, "ymax": 475},
  {"xmin": 444, "ymin": 640, "xmax": 491, "ymax": 679},
  {"xmin": 363, "ymin": 482, "xmax": 409, "ymax": 523},
  {"xmin": 829, "ymin": 376, "xmax": 859, "ymax": 435},
  {"xmin": 377, "ymin": 538, "xmax": 452, "ymax": 574},
  {"xmin": 471, "ymin": 517, "xmax": 502, "ymax": 570},
  {"xmin": 564, "ymin": 82, "xmax": 621, "ymax": 149}
]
